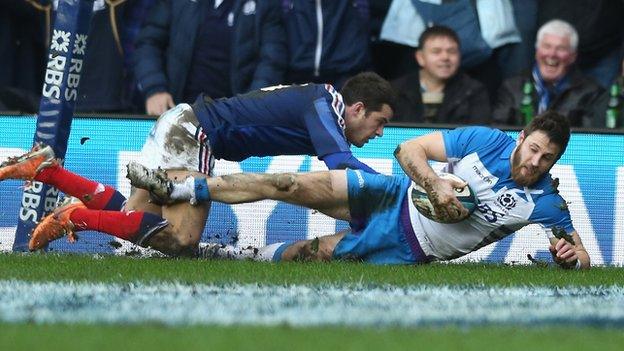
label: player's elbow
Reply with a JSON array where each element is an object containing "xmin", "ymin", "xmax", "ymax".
[{"xmin": 394, "ymin": 138, "xmax": 425, "ymax": 160}]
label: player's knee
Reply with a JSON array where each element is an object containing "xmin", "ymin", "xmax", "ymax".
[
  {"xmin": 172, "ymin": 238, "xmax": 199, "ymax": 257},
  {"xmin": 272, "ymin": 173, "xmax": 298, "ymax": 193},
  {"xmin": 147, "ymin": 228, "xmax": 199, "ymax": 257}
]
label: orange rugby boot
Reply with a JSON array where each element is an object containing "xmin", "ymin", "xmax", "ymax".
[
  {"xmin": 0, "ymin": 144, "xmax": 57, "ymax": 181},
  {"xmin": 28, "ymin": 200, "xmax": 86, "ymax": 251}
]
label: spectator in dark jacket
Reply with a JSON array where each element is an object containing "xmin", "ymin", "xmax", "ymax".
[
  {"xmin": 391, "ymin": 26, "xmax": 490, "ymax": 124},
  {"xmin": 0, "ymin": 0, "xmax": 151, "ymax": 113},
  {"xmin": 0, "ymin": 0, "xmax": 49, "ymax": 113},
  {"xmin": 134, "ymin": 0, "xmax": 287, "ymax": 116},
  {"xmin": 74, "ymin": 0, "xmax": 133, "ymax": 112},
  {"xmin": 280, "ymin": 0, "xmax": 371, "ymax": 89},
  {"xmin": 493, "ymin": 20, "xmax": 607, "ymax": 128}
]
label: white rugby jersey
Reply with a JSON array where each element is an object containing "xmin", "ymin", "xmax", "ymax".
[{"xmin": 408, "ymin": 127, "xmax": 575, "ymax": 260}]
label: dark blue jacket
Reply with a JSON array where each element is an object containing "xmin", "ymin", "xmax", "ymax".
[
  {"xmin": 1, "ymin": 0, "xmax": 139, "ymax": 113},
  {"xmin": 134, "ymin": 0, "xmax": 287, "ymax": 102},
  {"xmin": 280, "ymin": 0, "xmax": 371, "ymax": 87},
  {"xmin": 0, "ymin": 0, "xmax": 48, "ymax": 104}
]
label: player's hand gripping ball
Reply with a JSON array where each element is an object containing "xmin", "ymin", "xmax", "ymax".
[{"xmin": 411, "ymin": 173, "xmax": 478, "ymax": 223}]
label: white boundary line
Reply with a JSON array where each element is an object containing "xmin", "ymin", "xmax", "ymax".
[{"xmin": 1, "ymin": 281, "xmax": 623, "ymax": 327}]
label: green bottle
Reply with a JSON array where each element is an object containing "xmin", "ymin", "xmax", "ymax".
[
  {"xmin": 606, "ymin": 79, "xmax": 622, "ymax": 129},
  {"xmin": 520, "ymin": 81, "xmax": 534, "ymax": 125}
]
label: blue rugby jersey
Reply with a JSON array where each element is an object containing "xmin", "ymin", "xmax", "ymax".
[
  {"xmin": 192, "ymin": 84, "xmax": 355, "ymax": 164},
  {"xmin": 408, "ymin": 127, "xmax": 576, "ymax": 260}
]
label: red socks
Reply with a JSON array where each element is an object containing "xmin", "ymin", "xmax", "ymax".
[
  {"xmin": 37, "ymin": 165, "xmax": 168, "ymax": 244},
  {"xmin": 36, "ymin": 165, "xmax": 125, "ymax": 210},
  {"xmin": 70, "ymin": 209, "xmax": 147, "ymax": 241}
]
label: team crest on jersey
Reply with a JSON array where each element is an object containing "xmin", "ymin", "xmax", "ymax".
[{"xmin": 497, "ymin": 193, "xmax": 517, "ymax": 210}]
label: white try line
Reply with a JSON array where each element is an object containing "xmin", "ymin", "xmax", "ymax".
[{"xmin": 1, "ymin": 280, "xmax": 623, "ymax": 327}]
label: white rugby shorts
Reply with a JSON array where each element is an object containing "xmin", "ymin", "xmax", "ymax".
[{"xmin": 139, "ymin": 103, "xmax": 214, "ymax": 176}]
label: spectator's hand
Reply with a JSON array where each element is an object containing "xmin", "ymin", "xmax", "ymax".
[
  {"xmin": 549, "ymin": 238, "xmax": 579, "ymax": 268},
  {"xmin": 146, "ymin": 92, "xmax": 175, "ymax": 116},
  {"xmin": 427, "ymin": 177, "xmax": 469, "ymax": 222}
]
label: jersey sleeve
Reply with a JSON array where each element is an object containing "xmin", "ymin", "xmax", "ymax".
[
  {"xmin": 303, "ymin": 86, "xmax": 351, "ymax": 158},
  {"xmin": 529, "ymin": 192, "xmax": 576, "ymax": 235},
  {"xmin": 442, "ymin": 127, "xmax": 507, "ymax": 160},
  {"xmin": 322, "ymin": 151, "xmax": 379, "ymax": 174}
]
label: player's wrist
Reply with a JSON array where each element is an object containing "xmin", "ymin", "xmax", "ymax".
[{"xmin": 557, "ymin": 257, "xmax": 579, "ymax": 270}]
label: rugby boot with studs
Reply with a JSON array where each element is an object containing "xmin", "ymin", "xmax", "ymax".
[
  {"xmin": 126, "ymin": 162, "xmax": 174, "ymax": 205},
  {"xmin": 28, "ymin": 199, "xmax": 86, "ymax": 251},
  {"xmin": 0, "ymin": 143, "xmax": 57, "ymax": 181}
]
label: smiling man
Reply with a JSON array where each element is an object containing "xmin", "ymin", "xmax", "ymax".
[
  {"xmin": 391, "ymin": 25, "xmax": 490, "ymax": 124},
  {"xmin": 493, "ymin": 20, "xmax": 608, "ymax": 128}
]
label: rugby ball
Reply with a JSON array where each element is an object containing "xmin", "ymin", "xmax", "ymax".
[{"xmin": 410, "ymin": 172, "xmax": 478, "ymax": 223}]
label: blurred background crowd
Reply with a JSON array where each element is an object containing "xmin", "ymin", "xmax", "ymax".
[{"xmin": 1, "ymin": 0, "xmax": 623, "ymax": 128}]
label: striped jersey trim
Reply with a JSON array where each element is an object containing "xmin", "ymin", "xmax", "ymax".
[
  {"xmin": 195, "ymin": 127, "xmax": 212, "ymax": 175},
  {"xmin": 324, "ymin": 84, "xmax": 346, "ymax": 131}
]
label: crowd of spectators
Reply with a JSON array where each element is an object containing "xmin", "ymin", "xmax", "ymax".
[{"xmin": 1, "ymin": 0, "xmax": 623, "ymax": 129}]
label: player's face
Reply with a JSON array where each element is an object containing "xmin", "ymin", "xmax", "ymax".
[
  {"xmin": 345, "ymin": 103, "xmax": 393, "ymax": 147},
  {"xmin": 511, "ymin": 130, "xmax": 561, "ymax": 186},
  {"xmin": 416, "ymin": 36, "xmax": 460, "ymax": 81},
  {"xmin": 535, "ymin": 33, "xmax": 576, "ymax": 83}
]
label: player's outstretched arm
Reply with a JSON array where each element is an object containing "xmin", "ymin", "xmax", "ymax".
[
  {"xmin": 322, "ymin": 151, "xmax": 379, "ymax": 174},
  {"xmin": 394, "ymin": 132, "xmax": 468, "ymax": 221},
  {"xmin": 548, "ymin": 231, "xmax": 591, "ymax": 269}
]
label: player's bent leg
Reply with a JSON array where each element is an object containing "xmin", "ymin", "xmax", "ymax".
[
  {"xmin": 124, "ymin": 187, "xmax": 163, "ymax": 216},
  {"xmin": 143, "ymin": 170, "xmax": 211, "ymax": 256},
  {"xmin": 279, "ymin": 231, "xmax": 348, "ymax": 262},
  {"xmin": 145, "ymin": 202, "xmax": 209, "ymax": 257},
  {"xmin": 28, "ymin": 199, "xmax": 169, "ymax": 251}
]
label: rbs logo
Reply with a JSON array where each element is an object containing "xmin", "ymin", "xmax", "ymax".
[{"xmin": 41, "ymin": 30, "xmax": 87, "ymax": 102}]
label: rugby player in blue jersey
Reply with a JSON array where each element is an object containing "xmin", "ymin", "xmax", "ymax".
[
  {"xmin": 0, "ymin": 72, "xmax": 397, "ymax": 256},
  {"xmin": 130, "ymin": 111, "xmax": 591, "ymax": 268}
]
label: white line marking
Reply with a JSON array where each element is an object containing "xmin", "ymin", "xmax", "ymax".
[{"xmin": 0, "ymin": 281, "xmax": 623, "ymax": 327}]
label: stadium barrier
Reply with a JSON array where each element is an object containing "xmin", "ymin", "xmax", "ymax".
[{"xmin": 1, "ymin": 114, "xmax": 622, "ymax": 265}]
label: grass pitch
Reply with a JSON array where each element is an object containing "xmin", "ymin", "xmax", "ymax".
[
  {"xmin": 0, "ymin": 253, "xmax": 622, "ymax": 351},
  {"xmin": 2, "ymin": 252, "xmax": 622, "ymax": 286}
]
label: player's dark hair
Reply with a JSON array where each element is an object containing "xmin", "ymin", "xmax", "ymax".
[
  {"xmin": 523, "ymin": 111, "xmax": 571, "ymax": 159},
  {"xmin": 340, "ymin": 72, "xmax": 397, "ymax": 114},
  {"xmin": 418, "ymin": 25, "xmax": 460, "ymax": 50}
]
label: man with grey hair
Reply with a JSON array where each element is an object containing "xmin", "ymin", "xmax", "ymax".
[{"xmin": 493, "ymin": 19, "xmax": 607, "ymax": 127}]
